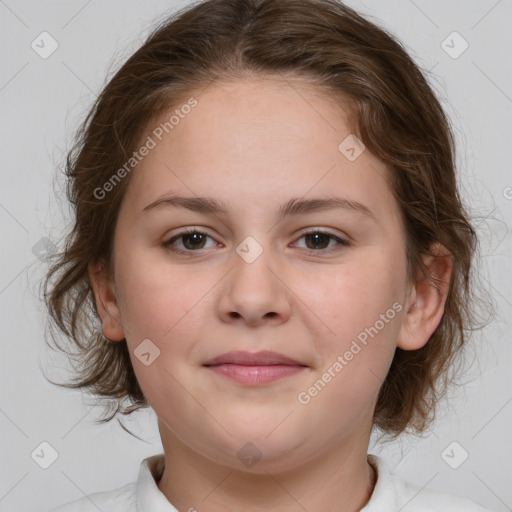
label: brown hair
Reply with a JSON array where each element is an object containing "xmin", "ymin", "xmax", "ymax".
[{"xmin": 44, "ymin": 0, "xmax": 489, "ymax": 437}]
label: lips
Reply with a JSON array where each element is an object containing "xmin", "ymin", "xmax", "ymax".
[
  {"xmin": 203, "ymin": 350, "xmax": 305, "ymax": 367},
  {"xmin": 203, "ymin": 350, "xmax": 308, "ymax": 386}
]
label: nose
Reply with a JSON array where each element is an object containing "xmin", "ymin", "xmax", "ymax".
[{"xmin": 217, "ymin": 242, "xmax": 292, "ymax": 327}]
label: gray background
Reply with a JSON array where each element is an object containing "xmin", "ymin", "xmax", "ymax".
[{"xmin": 0, "ymin": 0, "xmax": 511, "ymax": 510}]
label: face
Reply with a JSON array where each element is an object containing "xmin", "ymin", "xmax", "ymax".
[{"xmin": 95, "ymin": 77, "xmax": 420, "ymax": 473}]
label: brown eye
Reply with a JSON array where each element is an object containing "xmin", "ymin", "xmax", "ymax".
[
  {"xmin": 293, "ymin": 230, "xmax": 349, "ymax": 253},
  {"xmin": 181, "ymin": 232, "xmax": 208, "ymax": 250},
  {"xmin": 163, "ymin": 229, "xmax": 217, "ymax": 253},
  {"xmin": 304, "ymin": 232, "xmax": 331, "ymax": 250}
]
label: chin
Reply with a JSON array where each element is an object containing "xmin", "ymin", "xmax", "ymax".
[{"xmin": 205, "ymin": 424, "xmax": 309, "ymax": 473}]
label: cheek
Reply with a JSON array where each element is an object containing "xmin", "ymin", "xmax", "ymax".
[
  {"xmin": 298, "ymin": 249, "xmax": 405, "ymax": 343},
  {"xmin": 115, "ymin": 247, "xmax": 208, "ymax": 341},
  {"xmin": 297, "ymin": 249, "xmax": 406, "ymax": 409},
  {"xmin": 115, "ymin": 258, "xmax": 215, "ymax": 414},
  {"xmin": 297, "ymin": 269, "xmax": 401, "ymax": 430}
]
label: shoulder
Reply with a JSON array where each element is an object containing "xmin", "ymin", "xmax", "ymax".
[
  {"xmin": 49, "ymin": 482, "xmax": 136, "ymax": 512},
  {"xmin": 365, "ymin": 455, "xmax": 492, "ymax": 512}
]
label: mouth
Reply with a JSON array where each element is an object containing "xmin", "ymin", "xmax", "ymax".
[{"xmin": 203, "ymin": 350, "xmax": 308, "ymax": 386}]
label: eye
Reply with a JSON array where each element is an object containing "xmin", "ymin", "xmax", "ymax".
[
  {"xmin": 163, "ymin": 228, "xmax": 218, "ymax": 254},
  {"xmin": 292, "ymin": 229, "xmax": 349, "ymax": 253}
]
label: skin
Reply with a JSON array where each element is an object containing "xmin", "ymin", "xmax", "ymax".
[{"xmin": 90, "ymin": 76, "xmax": 452, "ymax": 511}]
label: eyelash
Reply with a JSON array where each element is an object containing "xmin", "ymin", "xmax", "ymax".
[{"xmin": 163, "ymin": 228, "xmax": 350, "ymax": 255}]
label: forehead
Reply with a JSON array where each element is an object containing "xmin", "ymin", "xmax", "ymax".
[{"xmin": 123, "ymin": 78, "xmax": 399, "ymax": 224}]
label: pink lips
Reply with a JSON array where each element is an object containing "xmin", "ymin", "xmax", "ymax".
[{"xmin": 203, "ymin": 350, "xmax": 307, "ymax": 385}]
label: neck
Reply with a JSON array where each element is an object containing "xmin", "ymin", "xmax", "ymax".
[{"xmin": 157, "ymin": 430, "xmax": 376, "ymax": 512}]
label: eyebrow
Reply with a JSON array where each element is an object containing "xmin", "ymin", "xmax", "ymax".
[{"xmin": 142, "ymin": 195, "xmax": 377, "ymax": 222}]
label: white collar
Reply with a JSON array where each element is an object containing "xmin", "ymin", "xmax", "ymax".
[{"xmin": 136, "ymin": 454, "xmax": 178, "ymax": 511}]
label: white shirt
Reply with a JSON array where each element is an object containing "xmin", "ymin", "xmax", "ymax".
[{"xmin": 50, "ymin": 454, "xmax": 492, "ymax": 511}]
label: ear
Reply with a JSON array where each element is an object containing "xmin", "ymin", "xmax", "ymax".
[
  {"xmin": 397, "ymin": 243, "xmax": 453, "ymax": 351},
  {"xmin": 88, "ymin": 260, "xmax": 125, "ymax": 342}
]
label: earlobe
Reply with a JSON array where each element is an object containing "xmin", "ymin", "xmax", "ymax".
[
  {"xmin": 88, "ymin": 261, "xmax": 125, "ymax": 342},
  {"xmin": 397, "ymin": 243, "xmax": 453, "ymax": 351}
]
